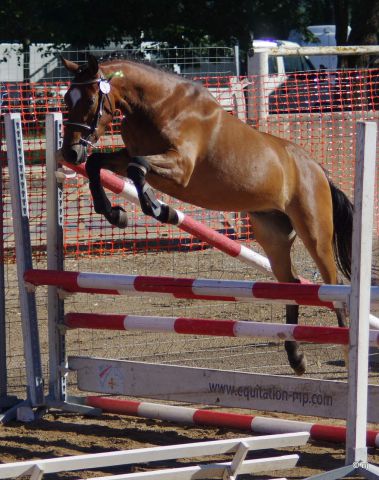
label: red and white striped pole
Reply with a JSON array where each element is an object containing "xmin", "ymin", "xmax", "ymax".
[
  {"xmin": 85, "ymin": 396, "xmax": 379, "ymax": 448},
  {"xmin": 64, "ymin": 312, "xmax": 379, "ymax": 347},
  {"xmin": 24, "ymin": 269, "xmax": 379, "ymax": 307},
  {"xmin": 67, "ymin": 312, "xmax": 344, "ymax": 340}
]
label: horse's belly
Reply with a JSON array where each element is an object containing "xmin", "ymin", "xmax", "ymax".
[{"xmin": 148, "ymin": 170, "xmax": 284, "ymax": 213}]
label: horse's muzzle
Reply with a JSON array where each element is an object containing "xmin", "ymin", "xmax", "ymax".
[{"xmin": 61, "ymin": 144, "xmax": 87, "ymax": 165}]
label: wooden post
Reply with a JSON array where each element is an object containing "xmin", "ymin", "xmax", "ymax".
[{"xmin": 247, "ymin": 51, "xmax": 269, "ymax": 124}]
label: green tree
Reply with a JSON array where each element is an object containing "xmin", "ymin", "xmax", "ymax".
[{"xmin": 1, "ymin": 0, "xmax": 378, "ymax": 75}]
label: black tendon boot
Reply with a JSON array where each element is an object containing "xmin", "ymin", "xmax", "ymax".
[{"xmin": 127, "ymin": 157, "xmax": 178, "ymax": 224}]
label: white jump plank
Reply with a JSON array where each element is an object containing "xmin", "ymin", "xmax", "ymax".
[
  {"xmin": 81, "ymin": 455, "xmax": 299, "ymax": 480},
  {"xmin": 68, "ymin": 356, "xmax": 379, "ymax": 423},
  {"xmin": 0, "ymin": 434, "xmax": 307, "ymax": 479}
]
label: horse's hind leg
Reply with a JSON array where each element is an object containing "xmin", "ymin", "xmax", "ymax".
[
  {"xmin": 286, "ymin": 196, "xmax": 348, "ymax": 363},
  {"xmin": 248, "ymin": 211, "xmax": 306, "ymax": 375},
  {"xmin": 285, "ymin": 194, "xmax": 348, "ymax": 330}
]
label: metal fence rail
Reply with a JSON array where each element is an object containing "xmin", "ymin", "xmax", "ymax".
[{"xmin": 0, "ymin": 45, "xmax": 239, "ymax": 82}]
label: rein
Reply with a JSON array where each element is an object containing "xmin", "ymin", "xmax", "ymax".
[{"xmin": 64, "ymin": 76, "xmax": 114, "ymax": 148}]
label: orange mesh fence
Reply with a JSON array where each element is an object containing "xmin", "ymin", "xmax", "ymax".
[{"xmin": 1, "ymin": 69, "xmax": 378, "ymax": 261}]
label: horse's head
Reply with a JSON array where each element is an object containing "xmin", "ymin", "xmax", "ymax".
[{"xmin": 61, "ymin": 54, "xmax": 115, "ymax": 165}]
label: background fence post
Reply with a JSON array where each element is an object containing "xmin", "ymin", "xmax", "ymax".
[
  {"xmin": 247, "ymin": 51, "xmax": 269, "ymax": 125},
  {"xmin": 234, "ymin": 44, "xmax": 240, "ymax": 77}
]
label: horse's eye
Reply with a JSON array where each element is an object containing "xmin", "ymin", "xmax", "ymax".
[{"xmin": 88, "ymin": 97, "xmax": 96, "ymax": 107}]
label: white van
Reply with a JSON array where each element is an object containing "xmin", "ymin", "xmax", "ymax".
[{"xmin": 288, "ymin": 25, "xmax": 352, "ymax": 69}]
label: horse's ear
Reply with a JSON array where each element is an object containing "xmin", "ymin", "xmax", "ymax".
[
  {"xmin": 87, "ymin": 54, "xmax": 99, "ymax": 76},
  {"xmin": 60, "ymin": 55, "xmax": 80, "ymax": 73}
]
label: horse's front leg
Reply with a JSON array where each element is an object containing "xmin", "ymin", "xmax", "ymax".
[
  {"xmin": 126, "ymin": 155, "xmax": 180, "ymax": 225},
  {"xmin": 85, "ymin": 150, "xmax": 129, "ymax": 228}
]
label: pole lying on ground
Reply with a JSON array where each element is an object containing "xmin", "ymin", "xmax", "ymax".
[{"xmin": 84, "ymin": 396, "xmax": 379, "ymax": 448}]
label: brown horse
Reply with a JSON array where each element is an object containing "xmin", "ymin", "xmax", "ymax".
[{"xmin": 60, "ymin": 54, "xmax": 353, "ymax": 375}]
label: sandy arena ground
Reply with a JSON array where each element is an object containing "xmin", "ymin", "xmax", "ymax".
[{"xmin": 1, "ymin": 245, "xmax": 379, "ymax": 479}]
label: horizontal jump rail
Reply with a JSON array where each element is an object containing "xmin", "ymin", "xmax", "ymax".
[
  {"xmin": 58, "ymin": 155, "xmax": 274, "ymax": 277},
  {"xmin": 24, "ymin": 269, "xmax": 379, "ymax": 307},
  {"xmin": 85, "ymin": 396, "xmax": 379, "ymax": 448},
  {"xmin": 64, "ymin": 312, "xmax": 379, "ymax": 346}
]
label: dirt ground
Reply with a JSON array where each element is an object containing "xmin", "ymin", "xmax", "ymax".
[
  {"xmin": 1, "ymin": 407, "xmax": 374, "ymax": 480},
  {"xmin": 1, "ymin": 243, "xmax": 379, "ymax": 479}
]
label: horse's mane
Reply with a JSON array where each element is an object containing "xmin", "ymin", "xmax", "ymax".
[{"xmin": 97, "ymin": 52, "xmax": 177, "ymax": 76}]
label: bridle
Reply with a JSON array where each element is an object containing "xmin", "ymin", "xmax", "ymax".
[{"xmin": 64, "ymin": 76, "xmax": 114, "ymax": 148}]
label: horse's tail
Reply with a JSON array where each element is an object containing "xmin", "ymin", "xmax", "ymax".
[{"xmin": 329, "ymin": 179, "xmax": 354, "ymax": 280}]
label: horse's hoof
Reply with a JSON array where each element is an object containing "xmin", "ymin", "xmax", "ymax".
[
  {"xmin": 117, "ymin": 210, "xmax": 128, "ymax": 228},
  {"xmin": 157, "ymin": 204, "xmax": 179, "ymax": 225},
  {"xmin": 105, "ymin": 206, "xmax": 128, "ymax": 228},
  {"xmin": 113, "ymin": 206, "xmax": 128, "ymax": 228},
  {"xmin": 291, "ymin": 354, "xmax": 307, "ymax": 376}
]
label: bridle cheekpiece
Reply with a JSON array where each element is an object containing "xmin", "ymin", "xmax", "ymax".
[{"xmin": 64, "ymin": 75, "xmax": 113, "ymax": 148}]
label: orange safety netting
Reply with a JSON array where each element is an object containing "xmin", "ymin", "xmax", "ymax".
[{"xmin": 1, "ymin": 69, "xmax": 378, "ymax": 260}]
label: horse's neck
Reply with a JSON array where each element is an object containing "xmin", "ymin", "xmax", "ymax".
[{"xmin": 107, "ymin": 62, "xmax": 174, "ymax": 116}]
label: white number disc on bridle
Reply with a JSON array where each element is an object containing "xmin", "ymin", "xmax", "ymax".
[{"xmin": 99, "ymin": 80, "xmax": 111, "ymax": 94}]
